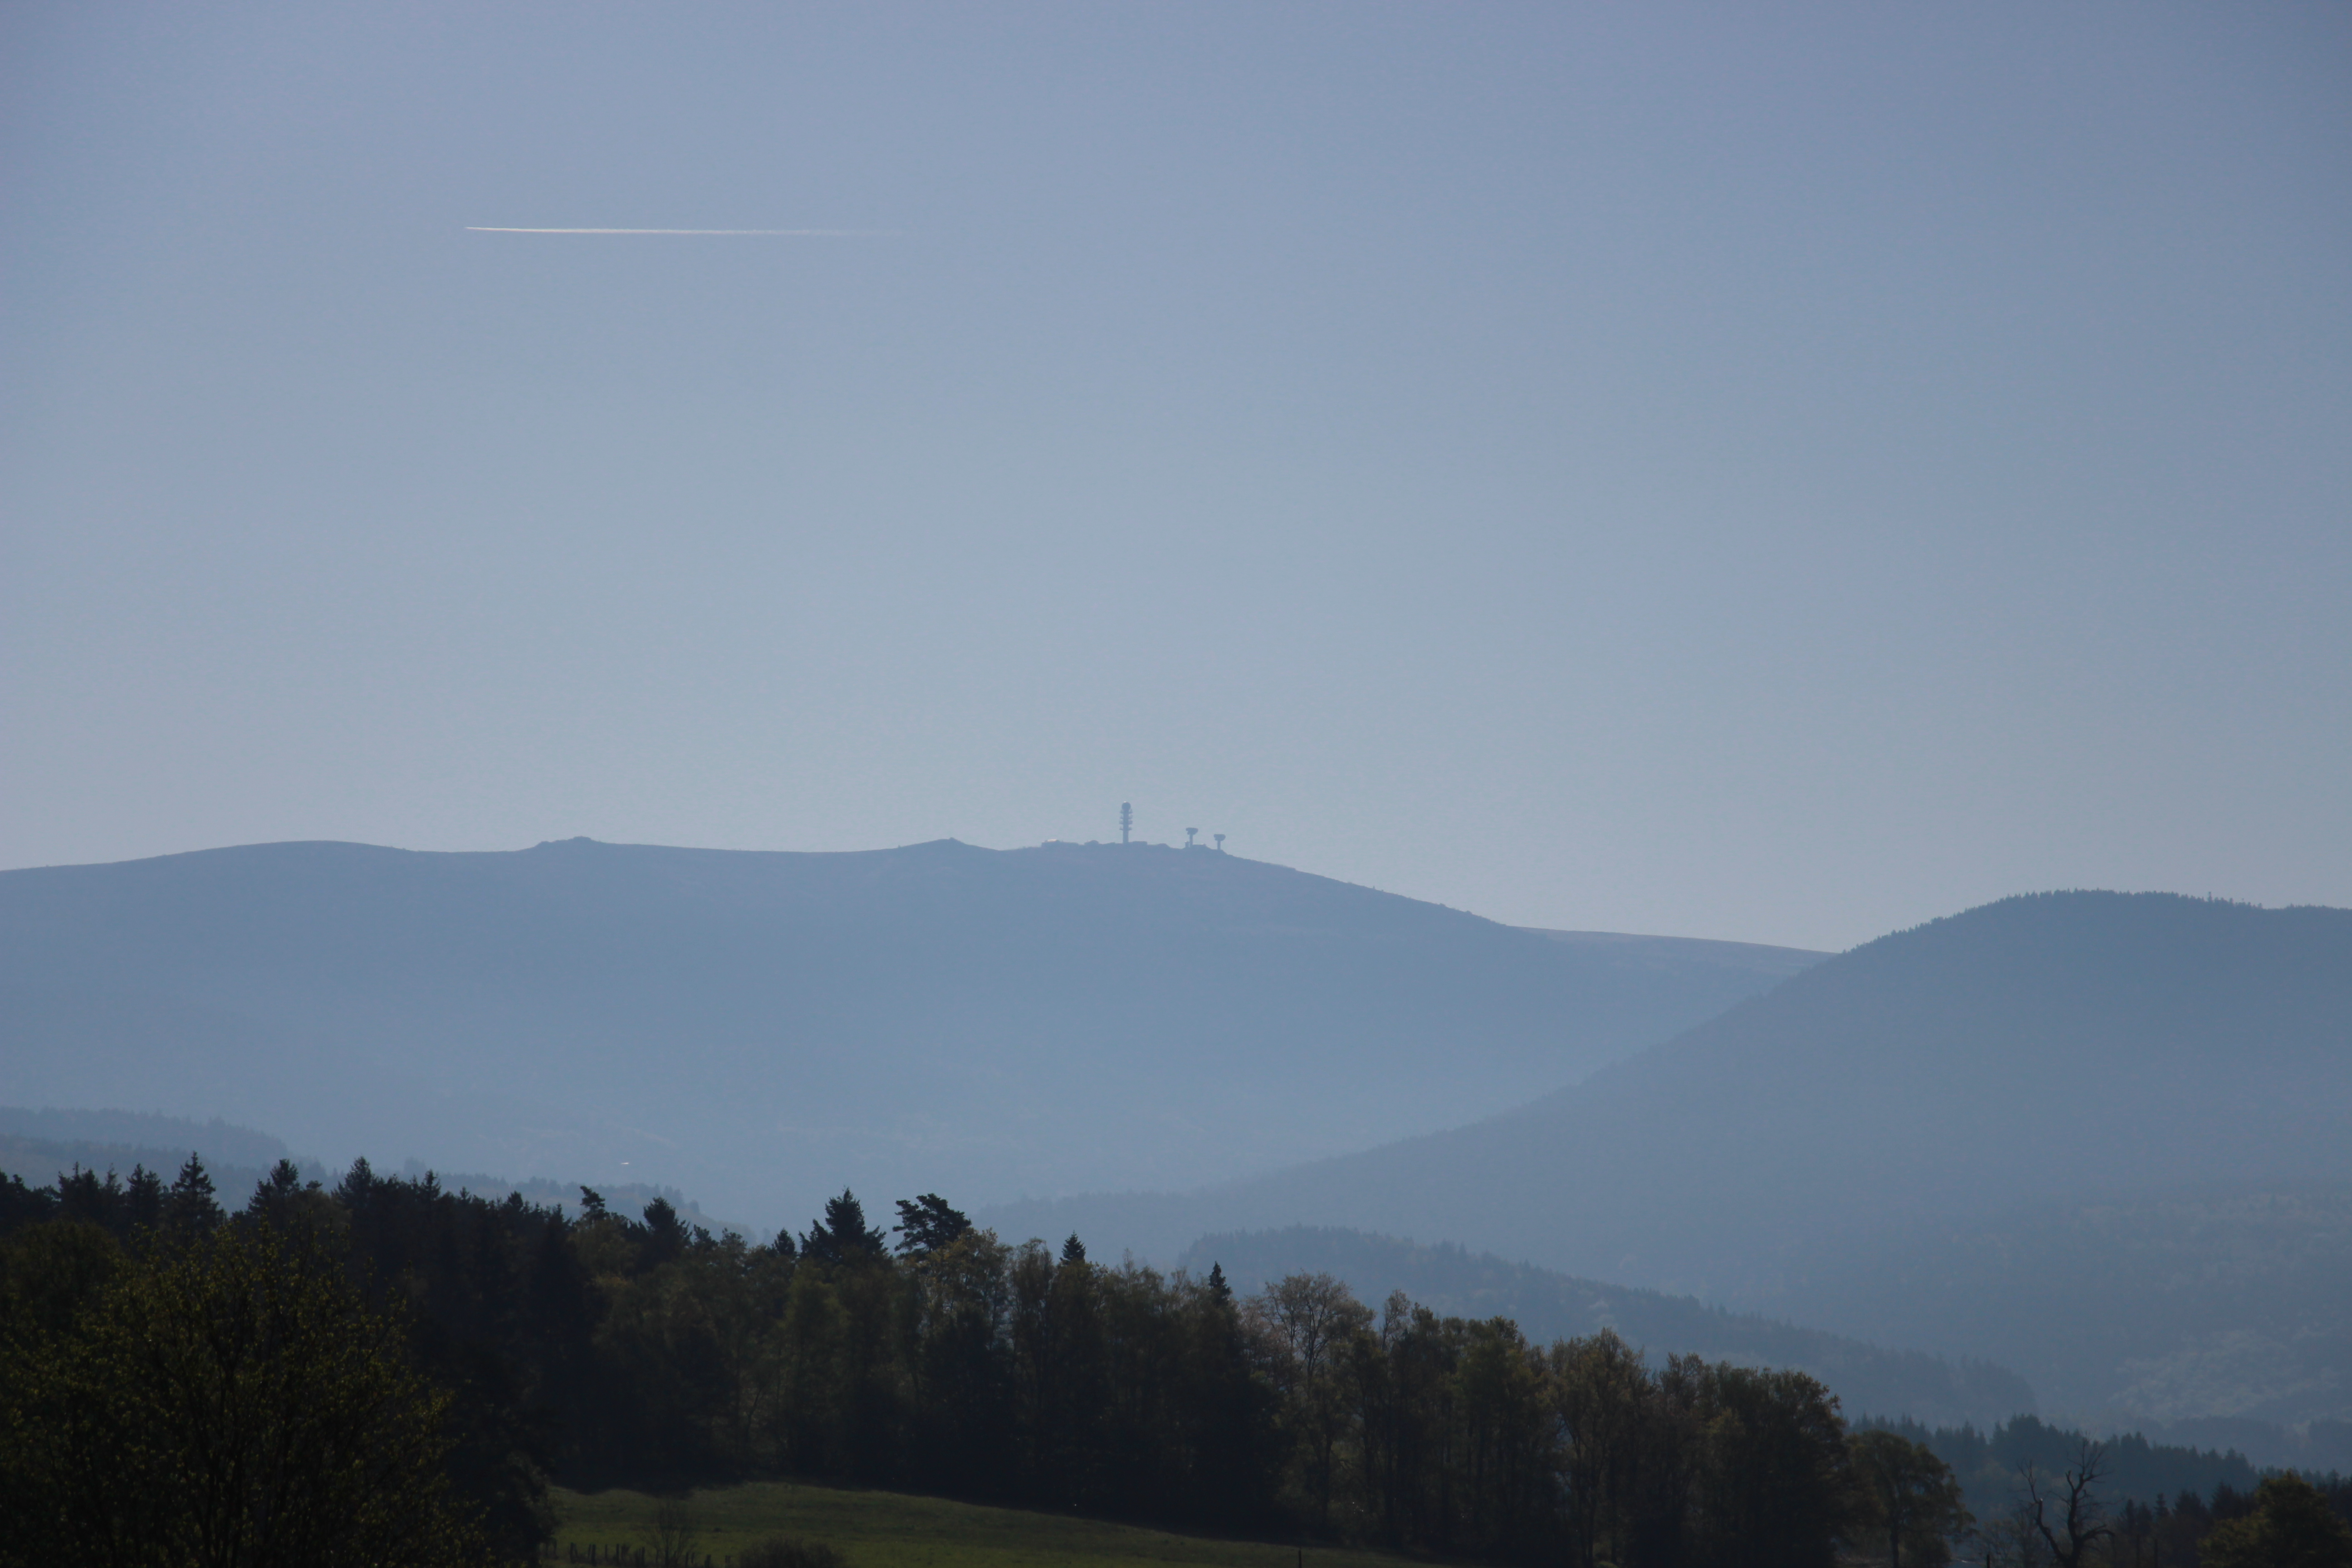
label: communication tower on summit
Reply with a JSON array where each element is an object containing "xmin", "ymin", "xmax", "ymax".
[{"xmin": 1120, "ymin": 803, "xmax": 1132, "ymax": 844}]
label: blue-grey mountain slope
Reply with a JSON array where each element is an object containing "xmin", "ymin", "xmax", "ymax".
[
  {"xmin": 1751, "ymin": 1180, "xmax": 2352, "ymax": 1443},
  {"xmin": 0, "ymin": 837, "xmax": 1818, "ymax": 1230},
  {"xmin": 988, "ymin": 893, "xmax": 2352, "ymax": 1426}
]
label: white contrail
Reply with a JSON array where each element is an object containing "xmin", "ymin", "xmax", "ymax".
[{"xmin": 465, "ymin": 226, "xmax": 893, "ymax": 235}]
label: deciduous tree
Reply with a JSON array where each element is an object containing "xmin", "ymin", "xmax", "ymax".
[
  {"xmin": 2200, "ymin": 1472, "xmax": 2352, "ymax": 1568},
  {"xmin": 1850, "ymin": 1428, "xmax": 1969, "ymax": 1566},
  {"xmin": 0, "ymin": 1223, "xmax": 484, "ymax": 1568}
]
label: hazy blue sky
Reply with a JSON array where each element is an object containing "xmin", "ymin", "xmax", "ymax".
[{"xmin": 5, "ymin": 3, "xmax": 2347, "ymax": 949}]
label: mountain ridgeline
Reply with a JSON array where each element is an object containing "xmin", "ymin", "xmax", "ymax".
[
  {"xmin": 988, "ymin": 893, "xmax": 2352, "ymax": 1432},
  {"xmin": 0, "ymin": 837, "xmax": 1818, "ymax": 1228},
  {"xmin": 995, "ymin": 892, "xmax": 2352, "ymax": 1270}
]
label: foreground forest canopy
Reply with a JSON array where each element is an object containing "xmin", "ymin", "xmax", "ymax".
[{"xmin": 7, "ymin": 1160, "xmax": 2348, "ymax": 1567}]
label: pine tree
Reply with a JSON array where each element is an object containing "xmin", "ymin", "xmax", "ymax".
[
  {"xmin": 893, "ymin": 1194, "xmax": 973, "ymax": 1256},
  {"xmin": 642, "ymin": 1195, "xmax": 687, "ymax": 1264},
  {"xmin": 802, "ymin": 1191, "xmax": 888, "ymax": 1264},
  {"xmin": 123, "ymin": 1165, "xmax": 164, "ymax": 1233},
  {"xmin": 162, "ymin": 1154, "xmax": 222, "ymax": 1240}
]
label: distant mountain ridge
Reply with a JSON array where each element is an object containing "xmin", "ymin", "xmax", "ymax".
[
  {"xmin": 985, "ymin": 892, "xmax": 2352, "ymax": 1428},
  {"xmin": 0, "ymin": 837, "xmax": 1819, "ymax": 1229},
  {"xmin": 0, "ymin": 1106, "xmax": 740, "ymax": 1237},
  {"xmin": 1752, "ymin": 1179, "xmax": 2352, "ymax": 1439},
  {"xmin": 1518, "ymin": 927, "xmax": 1824, "ymax": 982},
  {"xmin": 994, "ymin": 892, "xmax": 2352, "ymax": 1271},
  {"xmin": 0, "ymin": 1106, "xmax": 297, "ymax": 1172}
]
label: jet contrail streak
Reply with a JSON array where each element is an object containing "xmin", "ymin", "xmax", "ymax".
[{"xmin": 465, "ymin": 226, "xmax": 892, "ymax": 235}]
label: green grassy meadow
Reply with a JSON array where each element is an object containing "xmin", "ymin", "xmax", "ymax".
[{"xmin": 549, "ymin": 1483, "xmax": 1422, "ymax": 1568}]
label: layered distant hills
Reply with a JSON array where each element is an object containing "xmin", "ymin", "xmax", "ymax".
[
  {"xmin": 1754, "ymin": 1181, "xmax": 2352, "ymax": 1445},
  {"xmin": 10, "ymin": 842, "xmax": 2346, "ymax": 1440},
  {"xmin": 0, "ymin": 837, "xmax": 1815, "ymax": 1227},
  {"xmin": 0, "ymin": 1105, "xmax": 731, "ymax": 1239},
  {"xmin": 989, "ymin": 892, "xmax": 2352, "ymax": 1436}
]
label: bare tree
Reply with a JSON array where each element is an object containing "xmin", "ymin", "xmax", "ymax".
[
  {"xmin": 645, "ymin": 1496, "xmax": 703, "ymax": 1568},
  {"xmin": 2022, "ymin": 1441, "xmax": 2112, "ymax": 1568}
]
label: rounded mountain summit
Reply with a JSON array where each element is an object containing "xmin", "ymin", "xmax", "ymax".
[{"xmin": 0, "ymin": 836, "xmax": 1817, "ymax": 1228}]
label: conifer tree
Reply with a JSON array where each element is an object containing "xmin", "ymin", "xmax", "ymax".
[
  {"xmin": 802, "ymin": 1191, "xmax": 887, "ymax": 1264},
  {"xmin": 892, "ymin": 1194, "xmax": 972, "ymax": 1256},
  {"xmin": 162, "ymin": 1153, "xmax": 222, "ymax": 1240},
  {"xmin": 123, "ymin": 1164, "xmax": 164, "ymax": 1233}
]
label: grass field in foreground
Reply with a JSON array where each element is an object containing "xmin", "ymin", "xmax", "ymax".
[{"xmin": 550, "ymin": 1482, "xmax": 1423, "ymax": 1568}]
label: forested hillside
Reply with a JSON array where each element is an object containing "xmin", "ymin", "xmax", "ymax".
[
  {"xmin": 0, "ymin": 838, "xmax": 1818, "ymax": 1227},
  {"xmin": 1179, "ymin": 1228, "xmax": 2034, "ymax": 1427},
  {"xmin": 0, "ymin": 1107, "xmax": 304, "ymax": 1218},
  {"xmin": 0, "ymin": 1104, "xmax": 737, "ymax": 1245},
  {"xmin": 0, "ymin": 1161, "xmax": 1934, "ymax": 1567},
  {"xmin": 1756, "ymin": 1182, "xmax": 2352, "ymax": 1462}
]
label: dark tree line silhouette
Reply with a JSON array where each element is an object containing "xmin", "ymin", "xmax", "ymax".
[{"xmin": 5, "ymin": 1158, "xmax": 2349, "ymax": 1568}]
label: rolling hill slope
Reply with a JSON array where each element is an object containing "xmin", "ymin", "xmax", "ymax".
[
  {"xmin": 0, "ymin": 837, "xmax": 1818, "ymax": 1229},
  {"xmin": 1751, "ymin": 1180, "xmax": 2352, "ymax": 1439},
  {"xmin": 988, "ymin": 893, "xmax": 2352, "ymax": 1424}
]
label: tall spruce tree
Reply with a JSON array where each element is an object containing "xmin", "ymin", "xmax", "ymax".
[{"xmin": 801, "ymin": 1190, "xmax": 888, "ymax": 1264}]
